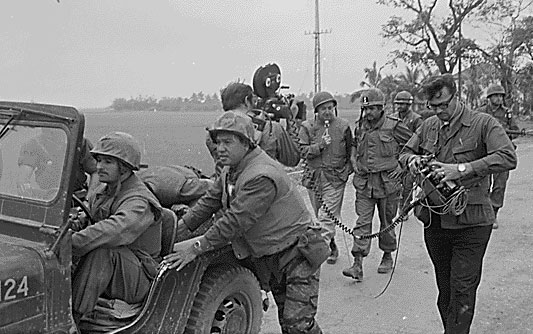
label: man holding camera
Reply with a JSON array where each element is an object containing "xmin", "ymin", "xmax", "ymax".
[
  {"xmin": 399, "ymin": 74, "xmax": 517, "ymax": 334},
  {"xmin": 206, "ymin": 82, "xmax": 301, "ymax": 176}
]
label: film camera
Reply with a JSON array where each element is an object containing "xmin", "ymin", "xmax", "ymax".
[
  {"xmin": 252, "ymin": 63, "xmax": 306, "ymax": 122},
  {"xmin": 415, "ymin": 154, "xmax": 467, "ymax": 216}
]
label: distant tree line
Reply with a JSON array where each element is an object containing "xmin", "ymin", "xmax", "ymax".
[{"xmin": 110, "ymin": 92, "xmax": 360, "ymax": 113}]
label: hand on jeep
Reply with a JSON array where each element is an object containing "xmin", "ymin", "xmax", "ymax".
[{"xmin": 162, "ymin": 238, "xmax": 198, "ymax": 271}]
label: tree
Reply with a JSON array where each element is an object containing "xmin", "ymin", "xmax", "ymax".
[
  {"xmin": 470, "ymin": 0, "xmax": 533, "ymax": 111},
  {"xmin": 378, "ymin": 0, "xmax": 485, "ymax": 74}
]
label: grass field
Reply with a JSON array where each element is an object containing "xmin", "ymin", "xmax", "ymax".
[{"xmin": 82, "ymin": 108, "xmax": 362, "ymax": 176}]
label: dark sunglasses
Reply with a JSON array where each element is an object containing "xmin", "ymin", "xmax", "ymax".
[{"xmin": 427, "ymin": 94, "xmax": 455, "ymax": 111}]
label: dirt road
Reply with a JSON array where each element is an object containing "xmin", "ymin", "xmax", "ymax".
[{"xmin": 260, "ymin": 138, "xmax": 533, "ymax": 334}]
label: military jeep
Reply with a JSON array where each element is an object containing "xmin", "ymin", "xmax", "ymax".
[{"xmin": 0, "ymin": 102, "xmax": 263, "ymax": 334}]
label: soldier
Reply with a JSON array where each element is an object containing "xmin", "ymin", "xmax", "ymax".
[
  {"xmin": 71, "ymin": 132, "xmax": 163, "ymax": 325},
  {"xmin": 477, "ymin": 83, "xmax": 519, "ymax": 229},
  {"xmin": 342, "ymin": 88, "xmax": 412, "ymax": 281},
  {"xmin": 392, "ymin": 91, "xmax": 423, "ymax": 205},
  {"xmin": 138, "ymin": 165, "xmax": 213, "ymax": 212},
  {"xmin": 299, "ymin": 91, "xmax": 353, "ymax": 265},
  {"xmin": 206, "ymin": 82, "xmax": 300, "ymax": 176},
  {"xmin": 163, "ymin": 112, "xmax": 323, "ymax": 334},
  {"xmin": 400, "ymin": 74, "xmax": 517, "ymax": 333}
]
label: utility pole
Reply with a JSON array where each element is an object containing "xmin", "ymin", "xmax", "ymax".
[{"xmin": 305, "ymin": 0, "xmax": 330, "ymax": 93}]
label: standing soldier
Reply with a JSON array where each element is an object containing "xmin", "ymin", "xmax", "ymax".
[
  {"xmin": 342, "ymin": 88, "xmax": 412, "ymax": 281},
  {"xmin": 477, "ymin": 84, "xmax": 519, "ymax": 229},
  {"xmin": 299, "ymin": 91, "xmax": 353, "ymax": 265},
  {"xmin": 392, "ymin": 91, "xmax": 423, "ymax": 205},
  {"xmin": 164, "ymin": 112, "xmax": 324, "ymax": 334}
]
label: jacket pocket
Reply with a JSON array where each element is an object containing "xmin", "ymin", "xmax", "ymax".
[
  {"xmin": 379, "ymin": 133, "xmax": 397, "ymax": 157},
  {"xmin": 452, "ymin": 139, "xmax": 478, "ymax": 162}
]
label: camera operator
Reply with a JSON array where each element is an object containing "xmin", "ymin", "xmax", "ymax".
[
  {"xmin": 399, "ymin": 74, "xmax": 517, "ymax": 334},
  {"xmin": 206, "ymin": 82, "xmax": 301, "ymax": 176}
]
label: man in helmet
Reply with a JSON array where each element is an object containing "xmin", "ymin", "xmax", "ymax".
[
  {"xmin": 400, "ymin": 74, "xmax": 516, "ymax": 333},
  {"xmin": 163, "ymin": 112, "xmax": 324, "ymax": 334},
  {"xmin": 393, "ymin": 91, "xmax": 423, "ymax": 206},
  {"xmin": 299, "ymin": 91, "xmax": 353, "ymax": 265},
  {"xmin": 70, "ymin": 132, "xmax": 163, "ymax": 325},
  {"xmin": 206, "ymin": 82, "xmax": 301, "ymax": 176},
  {"xmin": 477, "ymin": 83, "xmax": 519, "ymax": 229},
  {"xmin": 342, "ymin": 88, "xmax": 413, "ymax": 281},
  {"xmin": 138, "ymin": 164, "xmax": 213, "ymax": 211}
]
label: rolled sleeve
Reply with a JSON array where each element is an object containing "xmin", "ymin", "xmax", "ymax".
[{"xmin": 203, "ymin": 176, "xmax": 276, "ymax": 249}]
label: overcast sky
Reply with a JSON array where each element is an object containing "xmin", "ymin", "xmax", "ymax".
[{"xmin": 0, "ymin": 1, "xmax": 420, "ymax": 108}]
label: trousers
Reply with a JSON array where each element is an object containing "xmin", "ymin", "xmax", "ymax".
[
  {"xmin": 424, "ymin": 217, "xmax": 492, "ymax": 334},
  {"xmin": 307, "ymin": 173, "xmax": 346, "ymax": 242},
  {"xmin": 351, "ymin": 191, "xmax": 398, "ymax": 256},
  {"xmin": 72, "ymin": 247, "xmax": 152, "ymax": 316}
]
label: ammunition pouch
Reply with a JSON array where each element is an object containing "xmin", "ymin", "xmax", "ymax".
[{"xmin": 295, "ymin": 225, "xmax": 329, "ymax": 270}]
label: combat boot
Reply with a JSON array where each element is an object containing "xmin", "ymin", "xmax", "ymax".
[
  {"xmin": 377, "ymin": 252, "xmax": 393, "ymax": 274},
  {"xmin": 326, "ymin": 238, "xmax": 338, "ymax": 264},
  {"xmin": 342, "ymin": 254, "xmax": 363, "ymax": 281}
]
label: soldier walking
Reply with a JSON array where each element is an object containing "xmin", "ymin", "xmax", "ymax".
[
  {"xmin": 343, "ymin": 88, "xmax": 412, "ymax": 281},
  {"xmin": 477, "ymin": 84, "xmax": 519, "ymax": 229}
]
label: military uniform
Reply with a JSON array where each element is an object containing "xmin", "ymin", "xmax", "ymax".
[
  {"xmin": 138, "ymin": 165, "xmax": 212, "ymax": 207},
  {"xmin": 299, "ymin": 117, "xmax": 353, "ymax": 240},
  {"xmin": 477, "ymin": 103, "xmax": 519, "ymax": 215},
  {"xmin": 400, "ymin": 103, "xmax": 517, "ymax": 333},
  {"xmin": 72, "ymin": 173, "xmax": 163, "ymax": 318},
  {"xmin": 206, "ymin": 114, "xmax": 300, "ymax": 176},
  {"xmin": 351, "ymin": 114, "xmax": 412, "ymax": 257},
  {"xmin": 392, "ymin": 109, "xmax": 423, "ymax": 204},
  {"xmin": 182, "ymin": 147, "xmax": 322, "ymax": 334}
]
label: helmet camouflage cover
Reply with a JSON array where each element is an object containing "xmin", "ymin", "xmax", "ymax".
[
  {"xmin": 209, "ymin": 111, "xmax": 256, "ymax": 146},
  {"xmin": 91, "ymin": 132, "xmax": 142, "ymax": 170},
  {"xmin": 360, "ymin": 88, "xmax": 385, "ymax": 107}
]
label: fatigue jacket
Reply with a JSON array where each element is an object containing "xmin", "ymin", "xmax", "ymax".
[
  {"xmin": 138, "ymin": 165, "xmax": 210, "ymax": 206},
  {"xmin": 399, "ymin": 102, "xmax": 517, "ymax": 229},
  {"xmin": 393, "ymin": 110, "xmax": 423, "ymax": 134},
  {"xmin": 183, "ymin": 147, "xmax": 311, "ymax": 259},
  {"xmin": 72, "ymin": 174, "xmax": 163, "ymax": 277},
  {"xmin": 477, "ymin": 104, "xmax": 519, "ymax": 140},
  {"xmin": 299, "ymin": 117, "xmax": 353, "ymax": 188},
  {"xmin": 352, "ymin": 114, "xmax": 413, "ymax": 198}
]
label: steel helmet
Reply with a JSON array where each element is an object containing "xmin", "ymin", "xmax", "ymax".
[
  {"xmin": 394, "ymin": 91, "xmax": 414, "ymax": 104},
  {"xmin": 208, "ymin": 111, "xmax": 256, "ymax": 146},
  {"xmin": 486, "ymin": 84, "xmax": 505, "ymax": 98},
  {"xmin": 91, "ymin": 132, "xmax": 141, "ymax": 170},
  {"xmin": 360, "ymin": 88, "xmax": 385, "ymax": 107},
  {"xmin": 312, "ymin": 91, "xmax": 337, "ymax": 112}
]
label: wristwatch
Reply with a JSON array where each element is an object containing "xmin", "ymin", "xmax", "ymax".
[
  {"xmin": 457, "ymin": 163, "xmax": 467, "ymax": 174},
  {"xmin": 192, "ymin": 240, "xmax": 203, "ymax": 255}
]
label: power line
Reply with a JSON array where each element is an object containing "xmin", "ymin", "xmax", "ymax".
[{"xmin": 305, "ymin": 0, "xmax": 330, "ymax": 93}]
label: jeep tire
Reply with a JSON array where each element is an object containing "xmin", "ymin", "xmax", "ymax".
[{"xmin": 185, "ymin": 263, "xmax": 263, "ymax": 334}]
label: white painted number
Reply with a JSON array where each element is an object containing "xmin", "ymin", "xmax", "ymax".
[{"xmin": 0, "ymin": 276, "xmax": 29, "ymax": 301}]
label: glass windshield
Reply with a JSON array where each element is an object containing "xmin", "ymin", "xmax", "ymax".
[{"xmin": 0, "ymin": 125, "xmax": 67, "ymax": 202}]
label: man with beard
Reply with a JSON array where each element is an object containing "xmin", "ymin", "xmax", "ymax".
[
  {"xmin": 342, "ymin": 88, "xmax": 412, "ymax": 281},
  {"xmin": 477, "ymin": 83, "xmax": 519, "ymax": 229}
]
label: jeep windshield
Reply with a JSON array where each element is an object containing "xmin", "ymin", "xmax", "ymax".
[{"xmin": 0, "ymin": 111, "xmax": 67, "ymax": 202}]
